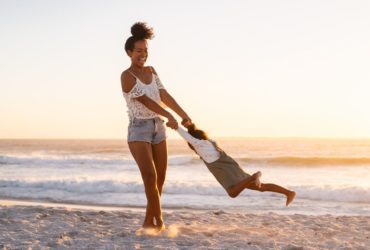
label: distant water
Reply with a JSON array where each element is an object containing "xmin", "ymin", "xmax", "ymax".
[{"xmin": 1, "ymin": 138, "xmax": 370, "ymax": 215}]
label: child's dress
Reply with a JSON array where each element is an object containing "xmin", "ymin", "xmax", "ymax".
[{"xmin": 177, "ymin": 127, "xmax": 251, "ymax": 191}]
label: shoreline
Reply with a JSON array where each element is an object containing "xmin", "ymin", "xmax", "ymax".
[
  {"xmin": 0, "ymin": 198, "xmax": 213, "ymax": 214},
  {"xmin": 2, "ymin": 196, "xmax": 370, "ymax": 217},
  {"xmin": 1, "ymin": 198, "xmax": 147, "ymax": 212}
]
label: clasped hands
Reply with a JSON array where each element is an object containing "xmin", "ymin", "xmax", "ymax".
[{"xmin": 166, "ymin": 117, "xmax": 192, "ymax": 130}]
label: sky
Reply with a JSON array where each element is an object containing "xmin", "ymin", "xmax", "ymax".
[{"xmin": 0, "ymin": 0, "xmax": 369, "ymax": 139}]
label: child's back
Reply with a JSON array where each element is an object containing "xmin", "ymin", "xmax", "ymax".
[{"xmin": 176, "ymin": 126, "xmax": 257, "ymax": 196}]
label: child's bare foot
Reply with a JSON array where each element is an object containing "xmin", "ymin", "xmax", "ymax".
[{"xmin": 286, "ymin": 191, "xmax": 296, "ymax": 206}]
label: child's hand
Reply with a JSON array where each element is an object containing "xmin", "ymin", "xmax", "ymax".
[
  {"xmin": 166, "ymin": 120, "xmax": 178, "ymax": 130},
  {"xmin": 181, "ymin": 118, "xmax": 193, "ymax": 128}
]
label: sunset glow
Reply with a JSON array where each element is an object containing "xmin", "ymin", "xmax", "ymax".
[{"xmin": 1, "ymin": 0, "xmax": 369, "ymax": 139}]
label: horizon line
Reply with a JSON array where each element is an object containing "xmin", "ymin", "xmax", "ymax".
[{"xmin": 1, "ymin": 136, "xmax": 370, "ymax": 140}]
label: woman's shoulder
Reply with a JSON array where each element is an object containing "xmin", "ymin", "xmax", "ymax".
[
  {"xmin": 147, "ymin": 66, "xmax": 158, "ymax": 75},
  {"xmin": 121, "ymin": 69, "xmax": 136, "ymax": 93},
  {"xmin": 121, "ymin": 68, "xmax": 135, "ymax": 77}
]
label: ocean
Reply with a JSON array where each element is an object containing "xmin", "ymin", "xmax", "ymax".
[{"xmin": 1, "ymin": 138, "xmax": 370, "ymax": 216}]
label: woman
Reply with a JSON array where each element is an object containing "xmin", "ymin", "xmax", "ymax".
[{"xmin": 121, "ymin": 22, "xmax": 191, "ymax": 230}]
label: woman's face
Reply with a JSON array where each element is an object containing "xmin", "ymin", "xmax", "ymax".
[{"xmin": 128, "ymin": 40, "xmax": 148, "ymax": 68}]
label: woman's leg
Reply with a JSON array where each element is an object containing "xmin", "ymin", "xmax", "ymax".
[
  {"xmin": 151, "ymin": 140, "xmax": 167, "ymax": 195},
  {"xmin": 248, "ymin": 182, "xmax": 296, "ymax": 206},
  {"xmin": 128, "ymin": 141, "xmax": 163, "ymax": 228}
]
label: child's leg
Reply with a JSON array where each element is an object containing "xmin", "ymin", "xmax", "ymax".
[
  {"xmin": 248, "ymin": 183, "xmax": 296, "ymax": 206},
  {"xmin": 227, "ymin": 171, "xmax": 261, "ymax": 198}
]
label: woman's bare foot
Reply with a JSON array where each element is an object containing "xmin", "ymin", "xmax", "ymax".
[
  {"xmin": 155, "ymin": 218, "xmax": 166, "ymax": 231},
  {"xmin": 286, "ymin": 191, "xmax": 296, "ymax": 206},
  {"xmin": 156, "ymin": 223, "xmax": 166, "ymax": 232},
  {"xmin": 142, "ymin": 217, "xmax": 155, "ymax": 228},
  {"xmin": 143, "ymin": 222, "xmax": 155, "ymax": 228}
]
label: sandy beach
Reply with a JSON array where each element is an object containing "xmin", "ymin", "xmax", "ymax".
[{"xmin": 1, "ymin": 200, "xmax": 369, "ymax": 249}]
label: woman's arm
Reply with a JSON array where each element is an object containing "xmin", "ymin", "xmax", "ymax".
[
  {"xmin": 121, "ymin": 71, "xmax": 178, "ymax": 129},
  {"xmin": 160, "ymin": 89, "xmax": 190, "ymax": 121},
  {"xmin": 136, "ymin": 95, "xmax": 177, "ymax": 122},
  {"xmin": 150, "ymin": 67, "xmax": 191, "ymax": 124}
]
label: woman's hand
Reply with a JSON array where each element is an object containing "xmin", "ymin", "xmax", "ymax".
[{"xmin": 166, "ymin": 119, "xmax": 178, "ymax": 130}]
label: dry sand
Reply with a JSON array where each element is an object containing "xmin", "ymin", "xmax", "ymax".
[{"xmin": 0, "ymin": 200, "xmax": 369, "ymax": 249}]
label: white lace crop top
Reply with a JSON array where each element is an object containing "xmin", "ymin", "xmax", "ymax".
[{"xmin": 122, "ymin": 72, "xmax": 165, "ymax": 120}]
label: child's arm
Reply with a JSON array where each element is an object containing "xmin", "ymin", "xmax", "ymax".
[{"xmin": 176, "ymin": 127, "xmax": 202, "ymax": 147}]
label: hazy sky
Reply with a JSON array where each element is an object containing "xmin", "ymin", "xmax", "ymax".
[{"xmin": 1, "ymin": 0, "xmax": 369, "ymax": 139}]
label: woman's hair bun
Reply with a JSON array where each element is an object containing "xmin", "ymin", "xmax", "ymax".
[{"xmin": 131, "ymin": 22, "xmax": 154, "ymax": 40}]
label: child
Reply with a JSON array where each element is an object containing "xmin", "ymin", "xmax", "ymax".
[{"xmin": 172, "ymin": 122, "xmax": 296, "ymax": 206}]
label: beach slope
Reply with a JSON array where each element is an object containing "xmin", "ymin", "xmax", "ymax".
[{"xmin": 1, "ymin": 202, "xmax": 369, "ymax": 249}]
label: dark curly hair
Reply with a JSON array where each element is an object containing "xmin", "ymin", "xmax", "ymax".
[
  {"xmin": 187, "ymin": 124, "xmax": 209, "ymax": 151},
  {"xmin": 125, "ymin": 22, "xmax": 154, "ymax": 54}
]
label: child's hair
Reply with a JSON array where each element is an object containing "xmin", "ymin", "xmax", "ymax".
[{"xmin": 187, "ymin": 123, "xmax": 209, "ymax": 151}]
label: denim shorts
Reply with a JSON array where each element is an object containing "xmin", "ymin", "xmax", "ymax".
[{"xmin": 127, "ymin": 117, "xmax": 167, "ymax": 144}]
